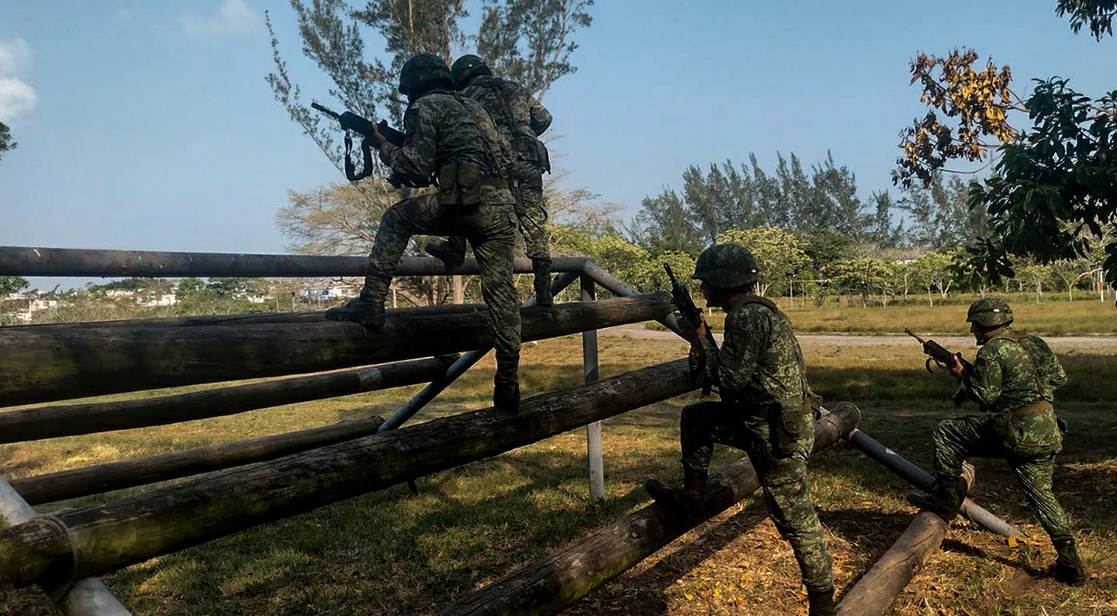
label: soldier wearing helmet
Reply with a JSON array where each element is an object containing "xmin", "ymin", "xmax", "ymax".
[
  {"xmin": 647, "ymin": 243, "xmax": 837, "ymax": 616},
  {"xmin": 908, "ymin": 298, "xmax": 1086, "ymax": 585},
  {"xmin": 325, "ymin": 53, "xmax": 524, "ymax": 413},
  {"xmin": 424, "ymin": 54, "xmax": 556, "ymax": 306}
]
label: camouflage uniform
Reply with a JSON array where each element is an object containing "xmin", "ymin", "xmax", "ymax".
[
  {"xmin": 433, "ymin": 55, "xmax": 555, "ymax": 305},
  {"xmin": 366, "ymin": 90, "xmax": 521, "ymax": 358},
  {"xmin": 932, "ymin": 326, "xmax": 1073, "ymax": 541}
]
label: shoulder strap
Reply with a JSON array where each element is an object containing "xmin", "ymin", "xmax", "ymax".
[{"xmin": 449, "ymin": 92, "xmax": 504, "ymax": 176}]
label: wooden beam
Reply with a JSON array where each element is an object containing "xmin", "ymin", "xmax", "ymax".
[
  {"xmin": 0, "ymin": 359, "xmax": 697, "ymax": 588},
  {"xmin": 0, "ymin": 293, "xmax": 673, "ymax": 407},
  {"xmin": 435, "ymin": 402, "xmax": 862, "ymax": 616},
  {"xmin": 0, "ymin": 356, "xmax": 456, "ymax": 444}
]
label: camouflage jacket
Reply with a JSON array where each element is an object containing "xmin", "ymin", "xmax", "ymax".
[
  {"xmin": 463, "ymin": 75, "xmax": 552, "ymax": 140},
  {"xmin": 698, "ymin": 296, "xmax": 808, "ymax": 405},
  {"xmin": 961, "ymin": 327, "xmax": 1067, "ymax": 412},
  {"xmin": 379, "ymin": 90, "xmax": 511, "ymax": 185}
]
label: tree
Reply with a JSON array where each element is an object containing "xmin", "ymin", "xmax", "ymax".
[
  {"xmin": 908, "ymin": 251, "xmax": 959, "ymax": 305},
  {"xmin": 828, "ymin": 257, "xmax": 895, "ymax": 306},
  {"xmin": 628, "ymin": 188, "xmax": 705, "ymax": 257},
  {"xmin": 0, "ymin": 122, "xmax": 15, "ymax": 160},
  {"xmin": 1057, "ymin": 0, "xmax": 1117, "ymax": 40},
  {"xmin": 895, "ymin": 46, "xmax": 1117, "ymax": 285},
  {"xmin": 0, "ymin": 276, "xmax": 29, "ymax": 296},
  {"xmin": 717, "ymin": 227, "xmax": 810, "ymax": 297},
  {"xmin": 266, "ymin": 0, "xmax": 593, "ymax": 180}
]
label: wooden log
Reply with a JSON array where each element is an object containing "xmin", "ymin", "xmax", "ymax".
[
  {"xmin": 845, "ymin": 427, "xmax": 1021, "ymax": 538},
  {"xmin": 0, "ymin": 356, "xmax": 456, "ymax": 444},
  {"xmin": 0, "ymin": 359, "xmax": 697, "ymax": 587},
  {"xmin": 436, "ymin": 402, "xmax": 862, "ymax": 616},
  {"xmin": 12, "ymin": 414, "xmax": 390, "ymax": 505},
  {"xmin": 0, "ymin": 292, "xmax": 673, "ymax": 407},
  {"xmin": 0, "ymin": 246, "xmax": 588, "ymax": 278},
  {"xmin": 834, "ymin": 468, "xmax": 975, "ymax": 616}
]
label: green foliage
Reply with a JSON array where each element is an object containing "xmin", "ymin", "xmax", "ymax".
[
  {"xmin": 967, "ymin": 79, "xmax": 1117, "ymax": 283},
  {"xmin": 0, "ymin": 121, "xmax": 15, "ymax": 160},
  {"xmin": 0, "ymin": 276, "xmax": 29, "ymax": 295},
  {"xmin": 828, "ymin": 257, "xmax": 896, "ymax": 305},
  {"xmin": 1056, "ymin": 0, "xmax": 1117, "ymax": 40}
]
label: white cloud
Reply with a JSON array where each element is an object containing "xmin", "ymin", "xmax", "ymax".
[
  {"xmin": 0, "ymin": 39, "xmax": 35, "ymax": 122},
  {"xmin": 182, "ymin": 0, "xmax": 258, "ymax": 37},
  {"xmin": 0, "ymin": 38, "xmax": 32, "ymax": 76}
]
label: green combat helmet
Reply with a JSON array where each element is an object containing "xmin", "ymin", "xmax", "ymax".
[
  {"xmin": 450, "ymin": 54, "xmax": 492, "ymax": 89},
  {"xmin": 967, "ymin": 297, "xmax": 1014, "ymax": 328},
  {"xmin": 691, "ymin": 244, "xmax": 759, "ymax": 289},
  {"xmin": 398, "ymin": 53, "xmax": 453, "ymax": 96}
]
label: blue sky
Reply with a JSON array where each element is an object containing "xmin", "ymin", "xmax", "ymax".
[{"xmin": 1, "ymin": 1, "xmax": 1113, "ymax": 281}]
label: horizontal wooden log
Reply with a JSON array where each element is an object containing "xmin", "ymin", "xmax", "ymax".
[
  {"xmin": 0, "ymin": 359, "xmax": 697, "ymax": 588},
  {"xmin": 12, "ymin": 414, "xmax": 392, "ymax": 505},
  {"xmin": 436, "ymin": 402, "xmax": 862, "ymax": 616},
  {"xmin": 0, "ymin": 356, "xmax": 456, "ymax": 444},
  {"xmin": 0, "ymin": 481, "xmax": 132, "ymax": 615},
  {"xmin": 0, "ymin": 246, "xmax": 588, "ymax": 277},
  {"xmin": 835, "ymin": 468, "xmax": 974, "ymax": 616},
  {"xmin": 0, "ymin": 292, "xmax": 673, "ymax": 407},
  {"xmin": 845, "ymin": 427, "xmax": 1021, "ymax": 538}
]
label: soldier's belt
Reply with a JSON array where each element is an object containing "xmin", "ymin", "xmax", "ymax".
[{"xmin": 1008, "ymin": 399, "xmax": 1053, "ymax": 418}]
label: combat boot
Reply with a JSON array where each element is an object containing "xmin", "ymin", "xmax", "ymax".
[
  {"xmin": 325, "ymin": 285, "xmax": 385, "ymax": 329},
  {"xmin": 645, "ymin": 469, "xmax": 707, "ymax": 520},
  {"xmin": 424, "ymin": 240, "xmax": 466, "ymax": 268},
  {"xmin": 807, "ymin": 588, "xmax": 837, "ymax": 616},
  {"xmin": 493, "ymin": 352, "xmax": 520, "ymax": 413},
  {"xmin": 907, "ymin": 474, "xmax": 966, "ymax": 522},
  {"xmin": 1052, "ymin": 536, "xmax": 1087, "ymax": 585},
  {"xmin": 531, "ymin": 257, "xmax": 553, "ymax": 307}
]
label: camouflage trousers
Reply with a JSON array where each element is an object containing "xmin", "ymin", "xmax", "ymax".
[
  {"xmin": 508, "ymin": 162, "xmax": 549, "ymax": 260},
  {"xmin": 365, "ymin": 187, "xmax": 521, "ymax": 357},
  {"xmin": 933, "ymin": 408, "xmax": 1072, "ymax": 540},
  {"xmin": 679, "ymin": 401, "xmax": 834, "ymax": 593}
]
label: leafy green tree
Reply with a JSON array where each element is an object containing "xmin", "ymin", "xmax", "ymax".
[
  {"xmin": 907, "ymin": 251, "xmax": 959, "ymax": 305},
  {"xmin": 717, "ymin": 227, "xmax": 810, "ymax": 297},
  {"xmin": 1057, "ymin": 0, "xmax": 1116, "ymax": 40},
  {"xmin": 0, "ymin": 122, "xmax": 15, "ymax": 160},
  {"xmin": 896, "ymin": 44, "xmax": 1117, "ymax": 285},
  {"xmin": 866, "ymin": 190, "xmax": 904, "ymax": 249},
  {"xmin": 807, "ymin": 152, "xmax": 871, "ymax": 240},
  {"xmin": 828, "ymin": 257, "xmax": 895, "ymax": 306},
  {"xmin": 0, "ymin": 276, "xmax": 29, "ymax": 295},
  {"xmin": 628, "ymin": 188, "xmax": 705, "ymax": 257}
]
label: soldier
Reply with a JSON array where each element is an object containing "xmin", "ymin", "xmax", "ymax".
[
  {"xmin": 908, "ymin": 298, "xmax": 1087, "ymax": 585},
  {"xmin": 424, "ymin": 54, "xmax": 556, "ymax": 306},
  {"xmin": 325, "ymin": 53, "xmax": 523, "ymax": 413},
  {"xmin": 646, "ymin": 244, "xmax": 836, "ymax": 616}
]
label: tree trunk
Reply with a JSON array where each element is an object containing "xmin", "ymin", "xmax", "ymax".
[
  {"xmin": 435, "ymin": 402, "xmax": 862, "ymax": 616},
  {"xmin": 0, "ymin": 360, "xmax": 696, "ymax": 588},
  {"xmin": 0, "ymin": 293, "xmax": 672, "ymax": 407}
]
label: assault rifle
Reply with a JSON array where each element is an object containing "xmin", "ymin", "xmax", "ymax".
[
  {"xmin": 905, "ymin": 328, "xmax": 972, "ymax": 407},
  {"xmin": 311, "ymin": 102, "xmax": 406, "ymax": 183},
  {"xmin": 664, "ymin": 263, "xmax": 717, "ymax": 395}
]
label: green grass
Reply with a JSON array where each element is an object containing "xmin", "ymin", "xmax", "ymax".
[{"xmin": 1, "ymin": 302, "xmax": 1115, "ymax": 615}]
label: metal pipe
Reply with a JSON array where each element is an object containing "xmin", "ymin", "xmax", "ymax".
[
  {"xmin": 581, "ymin": 274, "xmax": 604, "ymax": 501},
  {"xmin": 581, "ymin": 260, "xmax": 687, "ymax": 337},
  {"xmin": 0, "ymin": 246, "xmax": 587, "ymax": 278}
]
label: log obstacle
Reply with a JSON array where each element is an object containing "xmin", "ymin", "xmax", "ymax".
[
  {"xmin": 1, "ymin": 480, "xmax": 131, "ymax": 615},
  {"xmin": 844, "ymin": 427, "xmax": 1022, "ymax": 538},
  {"xmin": 834, "ymin": 468, "xmax": 975, "ymax": 616},
  {"xmin": 0, "ymin": 292, "xmax": 672, "ymax": 407},
  {"xmin": 0, "ymin": 246, "xmax": 588, "ymax": 278},
  {"xmin": 436, "ymin": 402, "xmax": 863, "ymax": 616},
  {"xmin": 0, "ymin": 356, "xmax": 456, "ymax": 443},
  {"xmin": 0, "ymin": 359, "xmax": 697, "ymax": 588}
]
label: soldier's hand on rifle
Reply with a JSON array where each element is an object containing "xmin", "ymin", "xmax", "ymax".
[
  {"xmin": 948, "ymin": 354, "xmax": 966, "ymax": 377},
  {"xmin": 365, "ymin": 122, "xmax": 387, "ymax": 149},
  {"xmin": 676, "ymin": 312, "xmax": 708, "ymax": 343}
]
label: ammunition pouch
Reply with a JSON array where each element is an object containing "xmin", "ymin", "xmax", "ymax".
[
  {"xmin": 437, "ymin": 161, "xmax": 506, "ymax": 208},
  {"xmin": 994, "ymin": 399, "xmax": 1062, "ymax": 457},
  {"xmin": 770, "ymin": 397, "xmax": 810, "ymax": 457},
  {"xmin": 511, "ymin": 133, "xmax": 550, "ymax": 173}
]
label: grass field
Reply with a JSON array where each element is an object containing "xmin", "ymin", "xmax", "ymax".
[{"xmin": 1, "ymin": 297, "xmax": 1115, "ymax": 615}]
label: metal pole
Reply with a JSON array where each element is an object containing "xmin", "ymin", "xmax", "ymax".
[
  {"xmin": 379, "ymin": 271, "xmax": 581, "ymax": 432},
  {"xmin": 0, "ymin": 480, "xmax": 132, "ymax": 615},
  {"xmin": 581, "ymin": 274, "xmax": 604, "ymax": 501}
]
